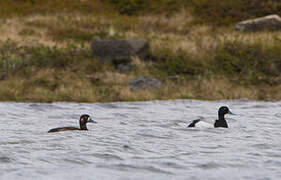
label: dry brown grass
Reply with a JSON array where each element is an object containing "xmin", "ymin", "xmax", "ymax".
[
  {"xmin": 0, "ymin": 16, "xmax": 56, "ymax": 47},
  {"xmin": 0, "ymin": 72, "xmax": 280, "ymax": 102},
  {"xmin": 2, "ymin": 10, "xmax": 280, "ymax": 56}
]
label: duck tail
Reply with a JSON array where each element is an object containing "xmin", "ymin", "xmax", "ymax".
[{"xmin": 188, "ymin": 119, "xmax": 201, "ymax": 127}]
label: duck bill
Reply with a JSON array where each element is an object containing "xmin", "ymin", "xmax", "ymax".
[
  {"xmin": 228, "ymin": 110, "xmax": 236, "ymax": 115},
  {"xmin": 88, "ymin": 118, "xmax": 97, "ymax": 123}
]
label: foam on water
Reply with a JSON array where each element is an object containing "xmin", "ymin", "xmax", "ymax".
[{"xmin": 0, "ymin": 100, "xmax": 281, "ymax": 180}]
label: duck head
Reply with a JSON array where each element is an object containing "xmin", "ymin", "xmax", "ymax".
[
  {"xmin": 218, "ymin": 106, "xmax": 235, "ymax": 116},
  {"xmin": 79, "ymin": 114, "xmax": 97, "ymax": 130}
]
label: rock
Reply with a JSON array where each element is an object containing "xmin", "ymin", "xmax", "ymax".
[
  {"xmin": 91, "ymin": 38, "xmax": 150, "ymax": 64},
  {"xmin": 117, "ymin": 63, "xmax": 134, "ymax": 73},
  {"xmin": 235, "ymin": 14, "xmax": 281, "ymax": 32},
  {"xmin": 129, "ymin": 77, "xmax": 162, "ymax": 92}
]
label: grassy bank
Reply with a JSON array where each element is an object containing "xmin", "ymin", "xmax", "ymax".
[{"xmin": 0, "ymin": 0, "xmax": 280, "ymax": 102}]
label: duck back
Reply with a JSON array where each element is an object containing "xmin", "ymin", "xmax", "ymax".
[{"xmin": 48, "ymin": 127, "xmax": 81, "ymax": 133}]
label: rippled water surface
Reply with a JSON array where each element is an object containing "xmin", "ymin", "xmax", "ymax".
[{"xmin": 1, "ymin": 100, "xmax": 281, "ymax": 180}]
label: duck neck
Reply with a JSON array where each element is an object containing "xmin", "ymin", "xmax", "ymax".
[
  {"xmin": 219, "ymin": 113, "xmax": 225, "ymax": 121},
  {"xmin": 79, "ymin": 121, "xmax": 88, "ymax": 130},
  {"xmin": 214, "ymin": 113, "xmax": 228, "ymax": 128}
]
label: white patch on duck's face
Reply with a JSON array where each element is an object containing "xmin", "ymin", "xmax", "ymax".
[
  {"xmin": 86, "ymin": 116, "xmax": 97, "ymax": 123},
  {"xmin": 87, "ymin": 116, "xmax": 92, "ymax": 122}
]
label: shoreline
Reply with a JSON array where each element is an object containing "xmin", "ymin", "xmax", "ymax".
[{"xmin": 0, "ymin": 97, "xmax": 278, "ymax": 104}]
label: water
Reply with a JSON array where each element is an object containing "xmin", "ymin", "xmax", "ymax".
[{"xmin": 0, "ymin": 100, "xmax": 281, "ymax": 180}]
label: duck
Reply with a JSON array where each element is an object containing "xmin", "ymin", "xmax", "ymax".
[
  {"xmin": 188, "ymin": 106, "xmax": 235, "ymax": 128},
  {"xmin": 48, "ymin": 114, "xmax": 97, "ymax": 133}
]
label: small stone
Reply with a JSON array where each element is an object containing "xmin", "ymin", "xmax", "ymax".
[
  {"xmin": 129, "ymin": 77, "xmax": 162, "ymax": 92},
  {"xmin": 117, "ymin": 63, "xmax": 134, "ymax": 73}
]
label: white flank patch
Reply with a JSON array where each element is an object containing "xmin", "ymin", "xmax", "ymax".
[{"xmin": 194, "ymin": 121, "xmax": 214, "ymax": 128}]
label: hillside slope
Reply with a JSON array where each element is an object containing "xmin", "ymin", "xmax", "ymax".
[{"xmin": 0, "ymin": 0, "xmax": 280, "ymax": 102}]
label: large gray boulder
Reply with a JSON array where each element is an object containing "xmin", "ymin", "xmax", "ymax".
[
  {"xmin": 91, "ymin": 38, "xmax": 150, "ymax": 63},
  {"xmin": 129, "ymin": 77, "xmax": 162, "ymax": 92},
  {"xmin": 235, "ymin": 14, "xmax": 281, "ymax": 32}
]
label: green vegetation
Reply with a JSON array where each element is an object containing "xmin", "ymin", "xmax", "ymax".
[
  {"xmin": 0, "ymin": 0, "xmax": 280, "ymax": 102},
  {"xmin": 106, "ymin": 0, "xmax": 281, "ymax": 25},
  {"xmin": 0, "ymin": 0, "xmax": 112, "ymax": 17},
  {"xmin": 188, "ymin": 0, "xmax": 281, "ymax": 26},
  {"xmin": 153, "ymin": 38, "xmax": 281, "ymax": 86},
  {"xmin": 106, "ymin": 0, "xmax": 179, "ymax": 15},
  {"xmin": 215, "ymin": 40, "xmax": 281, "ymax": 85}
]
